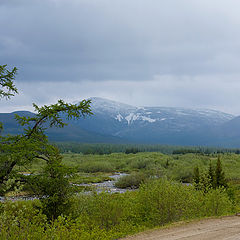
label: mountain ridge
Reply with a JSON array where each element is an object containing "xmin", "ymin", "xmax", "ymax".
[{"xmin": 1, "ymin": 97, "xmax": 239, "ymax": 147}]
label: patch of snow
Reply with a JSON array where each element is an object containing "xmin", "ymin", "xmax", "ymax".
[
  {"xmin": 125, "ymin": 113, "xmax": 157, "ymax": 124},
  {"xmin": 132, "ymin": 113, "xmax": 140, "ymax": 121},
  {"xmin": 125, "ymin": 113, "xmax": 156, "ymax": 124},
  {"xmin": 125, "ymin": 113, "xmax": 139, "ymax": 124},
  {"xmin": 115, "ymin": 114, "xmax": 123, "ymax": 122},
  {"xmin": 141, "ymin": 116, "xmax": 156, "ymax": 123}
]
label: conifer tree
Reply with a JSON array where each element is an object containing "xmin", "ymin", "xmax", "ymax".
[
  {"xmin": 193, "ymin": 166, "xmax": 200, "ymax": 184},
  {"xmin": 0, "ymin": 65, "xmax": 92, "ymax": 213},
  {"xmin": 0, "ymin": 65, "xmax": 18, "ymax": 99},
  {"xmin": 208, "ymin": 160, "xmax": 216, "ymax": 188},
  {"xmin": 215, "ymin": 155, "xmax": 228, "ymax": 188}
]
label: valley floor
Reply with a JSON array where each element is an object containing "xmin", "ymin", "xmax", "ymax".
[{"xmin": 123, "ymin": 216, "xmax": 240, "ymax": 240}]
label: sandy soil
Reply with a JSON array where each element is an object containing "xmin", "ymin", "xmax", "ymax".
[{"xmin": 123, "ymin": 216, "xmax": 240, "ymax": 240}]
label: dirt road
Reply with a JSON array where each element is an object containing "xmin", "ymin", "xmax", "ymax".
[{"xmin": 123, "ymin": 216, "xmax": 240, "ymax": 240}]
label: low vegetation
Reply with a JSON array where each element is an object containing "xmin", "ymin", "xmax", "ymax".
[
  {"xmin": 56, "ymin": 142, "xmax": 240, "ymax": 155},
  {"xmin": 0, "ymin": 178, "xmax": 235, "ymax": 239},
  {"xmin": 115, "ymin": 172, "xmax": 147, "ymax": 189},
  {"xmin": 0, "ymin": 151, "xmax": 239, "ymax": 239}
]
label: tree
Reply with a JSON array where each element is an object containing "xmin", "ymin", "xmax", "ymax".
[
  {"xmin": 193, "ymin": 156, "xmax": 228, "ymax": 192},
  {"xmin": 0, "ymin": 65, "xmax": 18, "ymax": 130},
  {"xmin": 0, "ymin": 65, "xmax": 18, "ymax": 99},
  {"xmin": 193, "ymin": 166, "xmax": 200, "ymax": 188},
  {"xmin": 215, "ymin": 155, "xmax": 227, "ymax": 188},
  {"xmin": 0, "ymin": 65, "xmax": 92, "ymax": 220},
  {"xmin": 27, "ymin": 148, "xmax": 72, "ymax": 219},
  {"xmin": 0, "ymin": 99, "xmax": 92, "ymax": 187},
  {"xmin": 208, "ymin": 160, "xmax": 215, "ymax": 188}
]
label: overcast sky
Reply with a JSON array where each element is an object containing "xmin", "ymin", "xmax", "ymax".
[{"xmin": 1, "ymin": 0, "xmax": 240, "ymax": 115}]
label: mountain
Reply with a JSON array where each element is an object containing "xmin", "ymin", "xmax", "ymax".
[
  {"xmin": 69, "ymin": 97, "xmax": 234, "ymax": 145},
  {"xmin": 0, "ymin": 110, "xmax": 124, "ymax": 143},
  {"xmin": 1, "ymin": 97, "xmax": 239, "ymax": 146}
]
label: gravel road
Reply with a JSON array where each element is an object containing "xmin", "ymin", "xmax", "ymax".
[{"xmin": 123, "ymin": 216, "xmax": 240, "ymax": 240}]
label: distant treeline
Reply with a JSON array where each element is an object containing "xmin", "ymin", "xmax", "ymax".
[{"xmin": 53, "ymin": 142, "xmax": 240, "ymax": 155}]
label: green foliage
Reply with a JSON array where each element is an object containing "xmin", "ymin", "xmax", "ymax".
[
  {"xmin": 215, "ymin": 155, "xmax": 228, "ymax": 188},
  {"xmin": 115, "ymin": 172, "xmax": 147, "ymax": 189},
  {"xmin": 15, "ymin": 152, "xmax": 240, "ymax": 195},
  {"xmin": 193, "ymin": 156, "xmax": 228, "ymax": 191},
  {"xmin": 0, "ymin": 179, "xmax": 235, "ymax": 239},
  {"xmin": 202, "ymin": 187, "xmax": 234, "ymax": 216},
  {"xmin": 56, "ymin": 142, "xmax": 240, "ymax": 155},
  {"xmin": 0, "ymin": 65, "xmax": 18, "ymax": 99},
  {"xmin": 0, "ymin": 99, "xmax": 92, "ymax": 189},
  {"xmin": 136, "ymin": 180, "xmax": 200, "ymax": 225},
  {"xmin": 125, "ymin": 147, "xmax": 140, "ymax": 154},
  {"xmin": 27, "ymin": 150, "xmax": 72, "ymax": 220},
  {"xmin": 0, "ymin": 64, "xmax": 18, "ymax": 131},
  {"xmin": 78, "ymin": 161, "xmax": 115, "ymax": 173},
  {"xmin": 69, "ymin": 172, "xmax": 112, "ymax": 185},
  {"xmin": 208, "ymin": 160, "xmax": 215, "ymax": 188},
  {"xmin": 193, "ymin": 166, "xmax": 200, "ymax": 186},
  {"xmin": 0, "ymin": 64, "xmax": 93, "ymax": 222}
]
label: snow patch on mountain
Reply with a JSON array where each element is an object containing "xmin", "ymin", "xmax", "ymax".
[
  {"xmin": 115, "ymin": 114, "xmax": 123, "ymax": 122},
  {"xmin": 125, "ymin": 113, "xmax": 140, "ymax": 124},
  {"xmin": 141, "ymin": 116, "xmax": 156, "ymax": 123},
  {"xmin": 125, "ymin": 113, "xmax": 156, "ymax": 124}
]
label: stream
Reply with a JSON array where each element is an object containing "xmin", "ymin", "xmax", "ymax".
[
  {"xmin": 0, "ymin": 172, "xmax": 130, "ymax": 201},
  {"xmin": 74, "ymin": 172, "xmax": 130, "ymax": 194}
]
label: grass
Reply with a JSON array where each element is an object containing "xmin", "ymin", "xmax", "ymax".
[
  {"xmin": 13, "ymin": 152, "xmax": 240, "ymax": 195},
  {"xmin": 69, "ymin": 172, "xmax": 113, "ymax": 184},
  {"xmin": 115, "ymin": 172, "xmax": 147, "ymax": 189},
  {"xmin": 3, "ymin": 151, "xmax": 240, "ymax": 239},
  {"xmin": 61, "ymin": 152, "xmax": 240, "ymax": 183},
  {"xmin": 0, "ymin": 179, "xmax": 236, "ymax": 239}
]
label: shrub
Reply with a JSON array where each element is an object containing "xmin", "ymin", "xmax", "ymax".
[
  {"xmin": 136, "ymin": 180, "xmax": 202, "ymax": 226},
  {"xmin": 28, "ymin": 152, "xmax": 72, "ymax": 220},
  {"xmin": 202, "ymin": 188, "xmax": 234, "ymax": 216},
  {"xmin": 79, "ymin": 161, "xmax": 114, "ymax": 173},
  {"xmin": 115, "ymin": 172, "xmax": 147, "ymax": 189},
  {"xmin": 0, "ymin": 179, "xmax": 235, "ymax": 239},
  {"xmin": 129, "ymin": 158, "xmax": 154, "ymax": 170}
]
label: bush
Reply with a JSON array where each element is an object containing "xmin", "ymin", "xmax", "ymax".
[
  {"xmin": 202, "ymin": 188, "xmax": 234, "ymax": 216},
  {"xmin": 129, "ymin": 158, "xmax": 154, "ymax": 170},
  {"xmin": 115, "ymin": 172, "xmax": 147, "ymax": 189},
  {"xmin": 136, "ymin": 180, "xmax": 202, "ymax": 226},
  {"xmin": 79, "ymin": 161, "xmax": 114, "ymax": 173},
  {"xmin": 0, "ymin": 179, "xmax": 235, "ymax": 239},
  {"xmin": 28, "ymin": 152, "xmax": 72, "ymax": 220},
  {"xmin": 0, "ymin": 200, "xmax": 47, "ymax": 239}
]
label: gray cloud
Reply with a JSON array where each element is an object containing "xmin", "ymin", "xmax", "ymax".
[{"xmin": 1, "ymin": 0, "xmax": 240, "ymax": 114}]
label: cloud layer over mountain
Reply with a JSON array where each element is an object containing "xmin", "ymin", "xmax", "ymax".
[{"xmin": 1, "ymin": 0, "xmax": 240, "ymax": 114}]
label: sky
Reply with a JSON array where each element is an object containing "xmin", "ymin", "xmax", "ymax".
[{"xmin": 1, "ymin": 0, "xmax": 240, "ymax": 115}]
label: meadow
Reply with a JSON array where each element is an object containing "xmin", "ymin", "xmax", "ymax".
[
  {"xmin": 20, "ymin": 152, "xmax": 240, "ymax": 187},
  {"xmin": 1, "ymin": 152, "xmax": 240, "ymax": 239}
]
